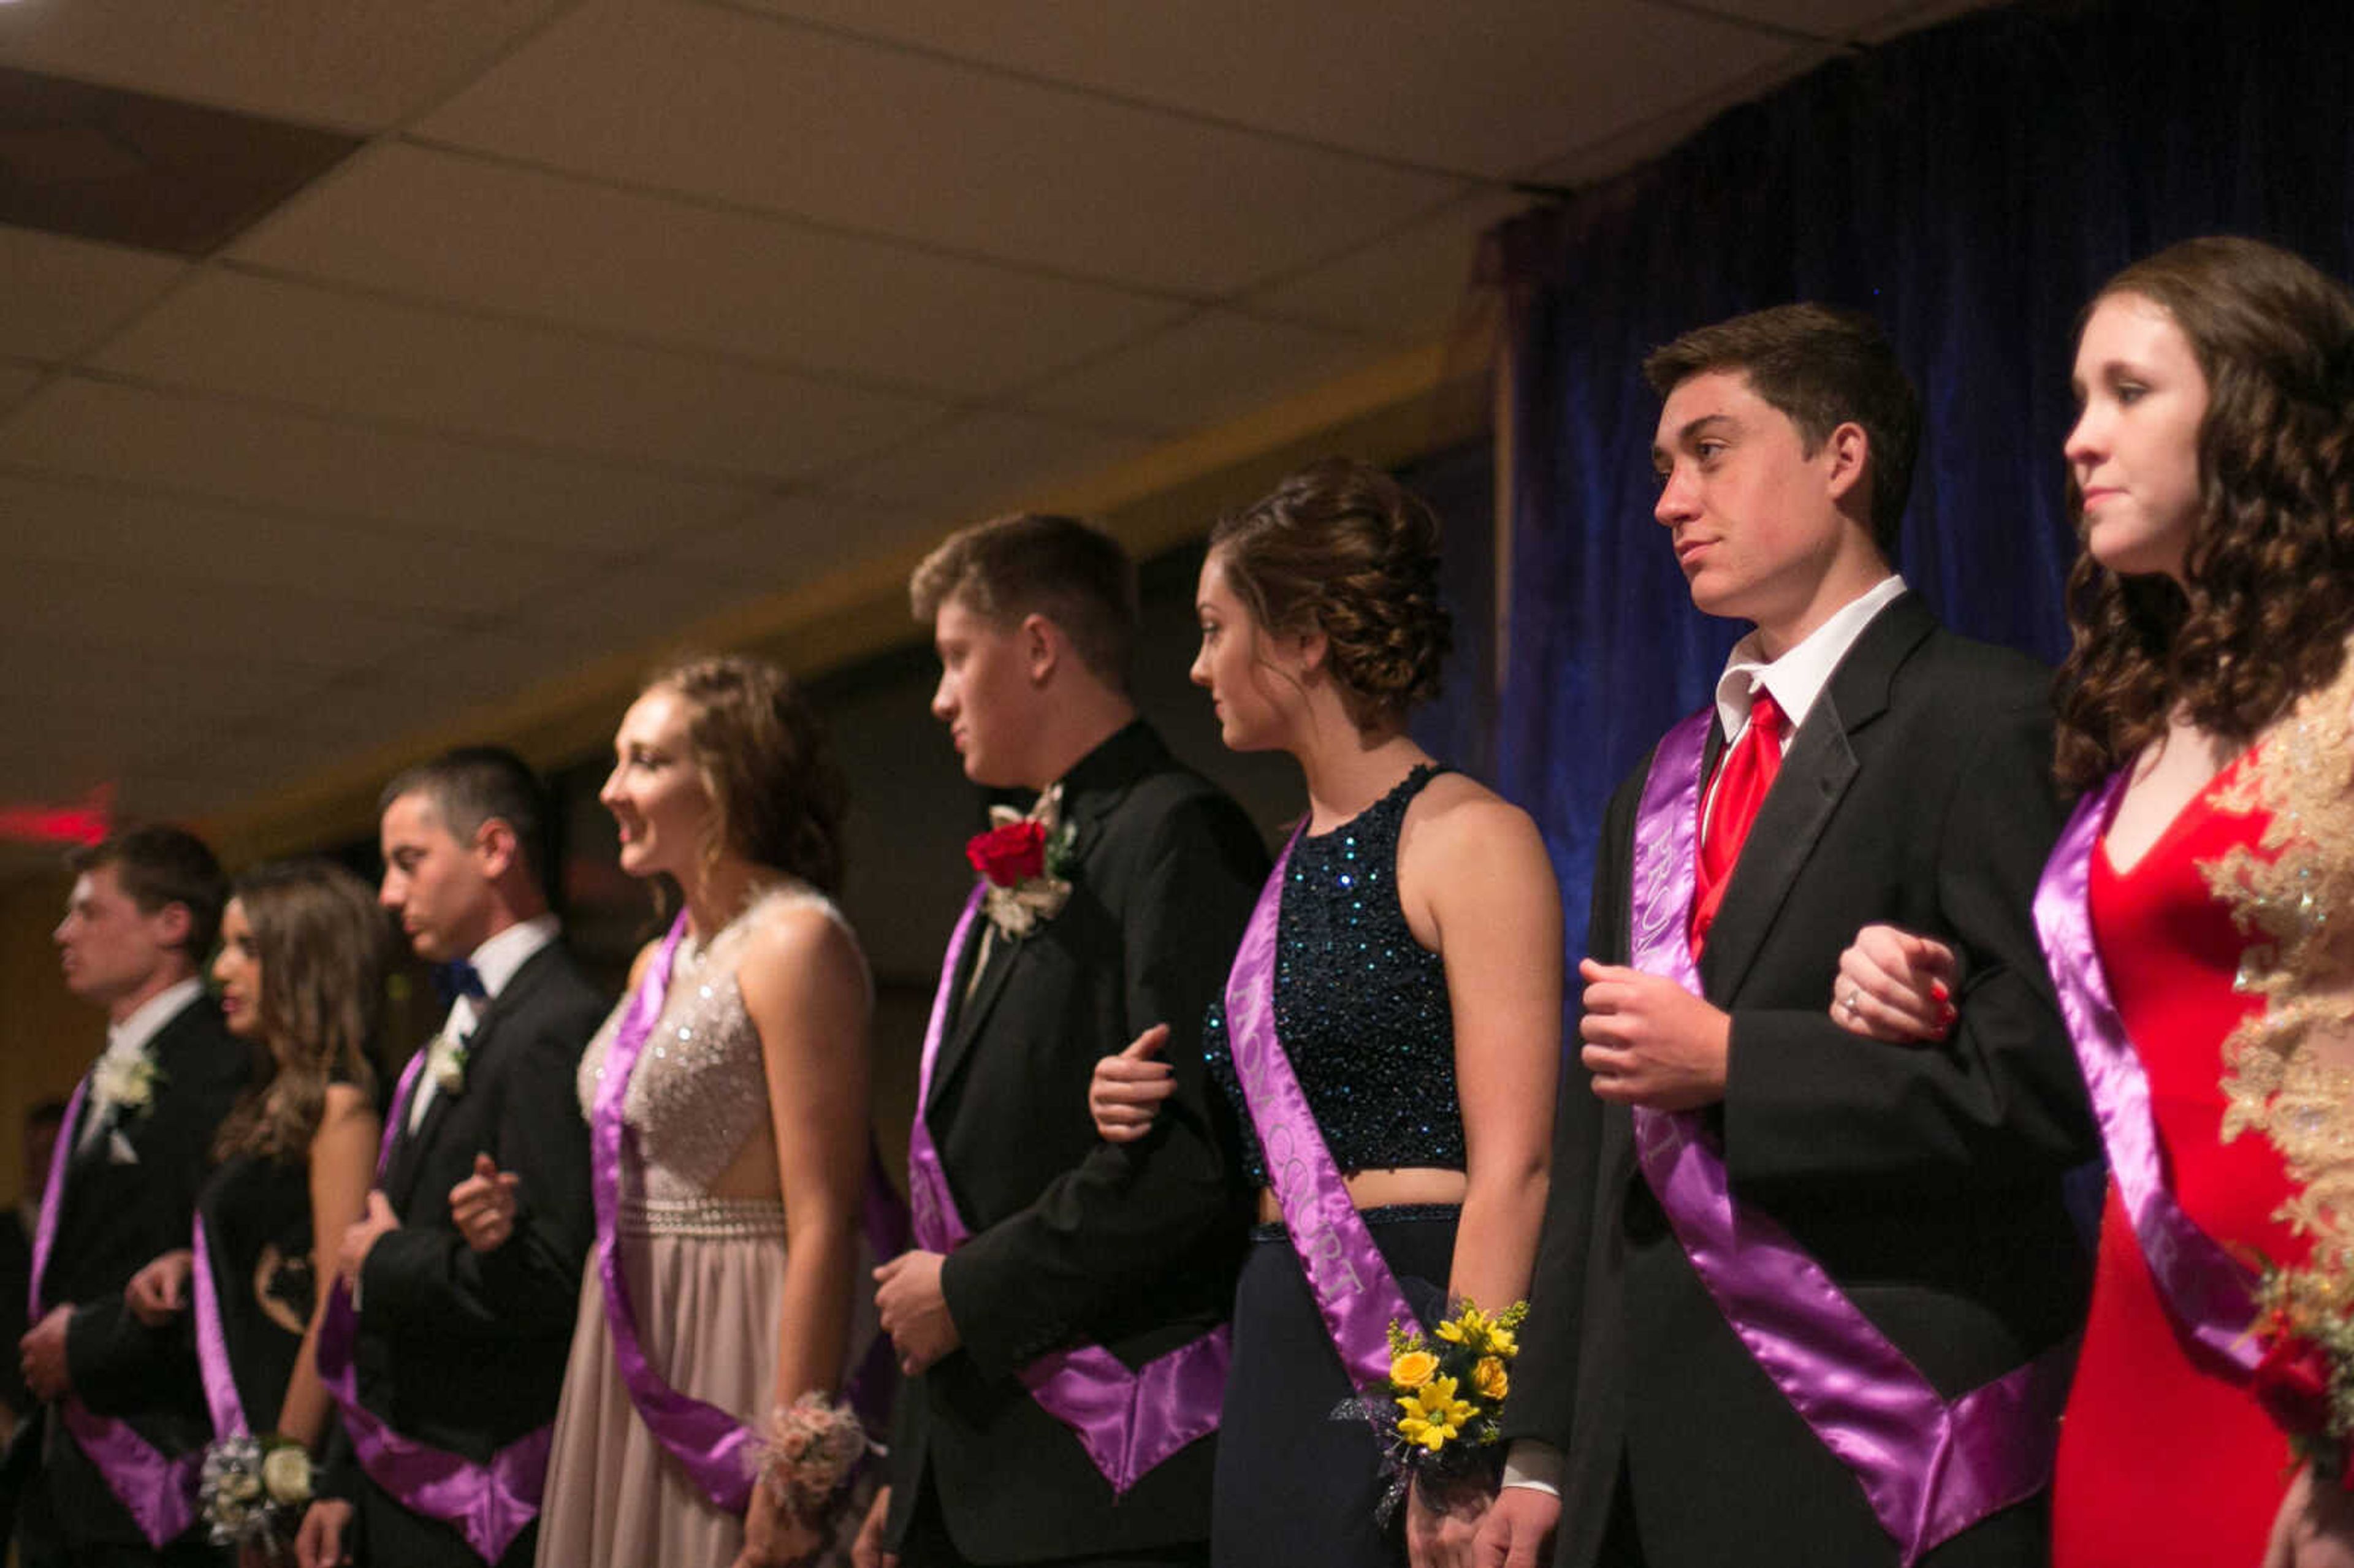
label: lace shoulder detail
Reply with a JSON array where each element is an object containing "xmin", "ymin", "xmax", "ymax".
[{"xmin": 2204, "ymin": 656, "xmax": 2354, "ymax": 1249}]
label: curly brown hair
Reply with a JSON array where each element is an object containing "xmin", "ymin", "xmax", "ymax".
[
  {"xmin": 645, "ymin": 653, "xmax": 847, "ymax": 896},
  {"xmin": 2054, "ymin": 237, "xmax": 2354, "ymax": 790},
  {"xmin": 1208, "ymin": 457, "xmax": 1452, "ymax": 731},
  {"xmin": 213, "ymin": 860, "xmax": 386, "ymax": 1165}
]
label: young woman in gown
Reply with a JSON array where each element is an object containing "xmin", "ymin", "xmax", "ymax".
[
  {"xmin": 1087, "ymin": 458, "xmax": 1563, "ymax": 1568},
  {"xmin": 124, "ymin": 859, "xmax": 386, "ymax": 1563},
  {"xmin": 1826, "ymin": 236, "xmax": 2354, "ymax": 1567},
  {"xmin": 456, "ymin": 654, "xmax": 878, "ymax": 1568}
]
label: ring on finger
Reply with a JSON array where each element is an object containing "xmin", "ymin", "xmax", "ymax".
[{"xmin": 1842, "ymin": 991, "xmax": 1862, "ymax": 1015}]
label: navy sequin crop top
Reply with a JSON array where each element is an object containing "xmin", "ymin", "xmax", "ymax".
[{"xmin": 1205, "ymin": 764, "xmax": 1464, "ymax": 1186}]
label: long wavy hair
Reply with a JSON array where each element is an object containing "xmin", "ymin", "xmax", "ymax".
[
  {"xmin": 2054, "ymin": 237, "xmax": 2354, "ymax": 789},
  {"xmin": 213, "ymin": 860, "xmax": 386, "ymax": 1163}
]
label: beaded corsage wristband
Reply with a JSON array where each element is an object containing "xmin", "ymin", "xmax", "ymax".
[{"xmin": 753, "ymin": 1392, "xmax": 872, "ymax": 1518}]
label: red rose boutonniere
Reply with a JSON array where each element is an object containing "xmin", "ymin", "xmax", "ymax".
[{"xmin": 966, "ymin": 785, "xmax": 1078, "ymax": 940}]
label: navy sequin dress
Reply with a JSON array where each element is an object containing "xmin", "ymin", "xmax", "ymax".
[{"xmin": 1203, "ymin": 764, "xmax": 1464, "ymax": 1567}]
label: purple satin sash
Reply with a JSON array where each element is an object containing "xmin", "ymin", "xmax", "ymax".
[
  {"xmin": 906, "ymin": 886, "xmax": 1230, "ymax": 1494},
  {"xmin": 1626, "ymin": 709, "xmax": 2073, "ymax": 1565},
  {"xmin": 593, "ymin": 910, "xmax": 911, "ymax": 1513},
  {"xmin": 314, "ymin": 1046, "xmax": 551, "ymax": 1563},
  {"xmin": 29, "ymin": 1073, "xmax": 202, "ymax": 1548},
  {"xmin": 2033, "ymin": 772, "xmax": 2260, "ymax": 1378},
  {"xmin": 1224, "ymin": 829, "xmax": 1422, "ymax": 1390},
  {"xmin": 191, "ymin": 1220, "xmax": 248, "ymax": 1439}
]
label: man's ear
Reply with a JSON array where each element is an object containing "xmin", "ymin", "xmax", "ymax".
[
  {"xmin": 1018, "ymin": 612, "xmax": 1063, "ymax": 685},
  {"xmin": 1823, "ymin": 421, "xmax": 1872, "ymax": 509},
  {"xmin": 150, "ymin": 900, "xmax": 193, "ymax": 953},
  {"xmin": 473, "ymin": 817, "xmax": 522, "ymax": 882}
]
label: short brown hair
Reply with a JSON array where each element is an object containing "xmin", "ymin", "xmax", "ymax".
[
  {"xmin": 1209, "ymin": 457, "xmax": 1452, "ymax": 730},
  {"xmin": 2054, "ymin": 236, "xmax": 2354, "ymax": 788},
  {"xmin": 378, "ymin": 747, "xmax": 550, "ymax": 891},
  {"xmin": 909, "ymin": 513, "xmax": 1138, "ymax": 688},
  {"xmin": 68, "ymin": 824, "xmax": 226, "ymax": 958},
  {"xmin": 1644, "ymin": 303, "xmax": 1921, "ymax": 555},
  {"xmin": 644, "ymin": 653, "xmax": 848, "ymax": 896}
]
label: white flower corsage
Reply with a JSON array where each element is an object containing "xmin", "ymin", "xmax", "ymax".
[
  {"xmin": 91, "ymin": 1050, "xmax": 161, "ymax": 1118},
  {"xmin": 201, "ymin": 1434, "xmax": 311, "ymax": 1549},
  {"xmin": 427, "ymin": 1033, "xmax": 471, "ymax": 1097},
  {"xmin": 752, "ymin": 1392, "xmax": 872, "ymax": 1519}
]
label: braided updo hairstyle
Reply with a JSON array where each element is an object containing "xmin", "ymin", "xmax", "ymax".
[
  {"xmin": 2054, "ymin": 237, "xmax": 2354, "ymax": 789},
  {"xmin": 1209, "ymin": 457, "xmax": 1452, "ymax": 731}
]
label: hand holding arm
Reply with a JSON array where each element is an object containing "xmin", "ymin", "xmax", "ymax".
[
  {"xmin": 448, "ymin": 1154, "xmax": 520, "ymax": 1254},
  {"xmin": 1088, "ymin": 1025, "xmax": 1175, "ymax": 1144},
  {"xmin": 124, "ymin": 1249, "xmax": 194, "ymax": 1327},
  {"xmin": 1829, "ymin": 924, "xmax": 1957, "ymax": 1043}
]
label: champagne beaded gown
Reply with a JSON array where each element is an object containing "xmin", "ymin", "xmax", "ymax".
[{"xmin": 537, "ymin": 888, "xmax": 879, "ymax": 1568}]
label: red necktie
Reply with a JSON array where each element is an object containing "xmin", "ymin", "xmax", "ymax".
[{"xmin": 1689, "ymin": 690, "xmax": 1785, "ymax": 955}]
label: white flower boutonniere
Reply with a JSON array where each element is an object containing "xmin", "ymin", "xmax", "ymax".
[
  {"xmin": 965, "ymin": 785, "xmax": 1080, "ymax": 942},
  {"xmin": 91, "ymin": 1049, "xmax": 161, "ymax": 1119},
  {"xmin": 428, "ymin": 1034, "xmax": 471, "ymax": 1097}
]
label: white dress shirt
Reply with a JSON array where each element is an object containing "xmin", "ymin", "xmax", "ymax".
[{"xmin": 79, "ymin": 976, "xmax": 205, "ymax": 1151}]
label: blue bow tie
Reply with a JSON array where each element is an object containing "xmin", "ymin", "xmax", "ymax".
[{"xmin": 433, "ymin": 960, "xmax": 489, "ymax": 1007}]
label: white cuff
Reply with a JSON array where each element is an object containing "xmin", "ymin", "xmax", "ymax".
[{"xmin": 1499, "ymin": 1439, "xmax": 1563, "ymax": 1497}]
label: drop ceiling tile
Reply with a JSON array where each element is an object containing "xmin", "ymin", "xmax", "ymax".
[
  {"xmin": 1243, "ymin": 190, "xmax": 1529, "ymax": 341},
  {"xmin": 232, "ymin": 145, "xmax": 1190, "ymax": 400},
  {"xmin": 0, "ymin": 557, "xmax": 439, "ymax": 671},
  {"xmin": 510, "ymin": 559, "xmax": 787, "ymax": 671},
  {"xmin": 1017, "ymin": 310, "xmax": 1390, "ymax": 436},
  {"xmin": 666, "ymin": 490, "xmax": 939, "ymax": 585},
  {"xmin": 0, "ymin": 376, "xmax": 763, "ymax": 554},
  {"xmin": 743, "ymin": 0, "xmax": 1794, "ymax": 178},
  {"xmin": 92, "ymin": 271, "xmax": 947, "ymax": 482},
  {"xmin": 0, "ymin": 471, "xmax": 595, "ymax": 619},
  {"xmin": 0, "ymin": 362, "xmax": 41, "ymax": 411},
  {"xmin": 0, "ymin": 0, "xmax": 566, "ymax": 132},
  {"xmin": 414, "ymin": 0, "xmax": 1462, "ymax": 295},
  {"xmin": 1653, "ymin": 0, "xmax": 1989, "ymax": 39},
  {"xmin": 0, "ymin": 227, "xmax": 188, "ymax": 361},
  {"xmin": 827, "ymin": 409, "xmax": 1154, "ymax": 511}
]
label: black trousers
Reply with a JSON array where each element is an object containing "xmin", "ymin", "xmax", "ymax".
[{"xmin": 896, "ymin": 1475, "xmax": 1207, "ymax": 1568}]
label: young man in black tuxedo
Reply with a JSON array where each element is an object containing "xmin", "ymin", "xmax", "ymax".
[
  {"xmin": 855, "ymin": 514, "xmax": 1267, "ymax": 1568},
  {"xmin": 15, "ymin": 827, "xmax": 249, "ymax": 1567},
  {"xmin": 1477, "ymin": 307, "xmax": 2097, "ymax": 1568},
  {"xmin": 296, "ymin": 748, "xmax": 604, "ymax": 1568}
]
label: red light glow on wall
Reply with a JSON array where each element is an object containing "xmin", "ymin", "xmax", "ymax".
[{"xmin": 0, "ymin": 784, "xmax": 113, "ymax": 847}]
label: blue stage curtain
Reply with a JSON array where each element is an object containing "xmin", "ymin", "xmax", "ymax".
[{"xmin": 1489, "ymin": 0, "xmax": 2354, "ymax": 958}]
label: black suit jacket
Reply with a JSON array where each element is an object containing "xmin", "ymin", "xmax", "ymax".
[
  {"xmin": 1506, "ymin": 595, "xmax": 2098, "ymax": 1568},
  {"xmin": 326, "ymin": 938, "xmax": 604, "ymax": 1568},
  {"xmin": 884, "ymin": 721, "xmax": 1267, "ymax": 1562},
  {"xmin": 21, "ymin": 992, "xmax": 250, "ymax": 1553}
]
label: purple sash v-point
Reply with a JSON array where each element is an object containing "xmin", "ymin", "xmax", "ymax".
[
  {"xmin": 1626, "ymin": 709, "xmax": 2074, "ymax": 1566},
  {"xmin": 586, "ymin": 911, "xmax": 910, "ymax": 1515},
  {"xmin": 1224, "ymin": 831, "xmax": 1422, "ymax": 1391},
  {"xmin": 29, "ymin": 1074, "xmax": 201, "ymax": 1549},
  {"xmin": 314, "ymin": 1046, "xmax": 551, "ymax": 1564},
  {"xmin": 2033, "ymin": 773, "xmax": 2260, "ymax": 1379},
  {"xmin": 906, "ymin": 886, "xmax": 1230, "ymax": 1496}
]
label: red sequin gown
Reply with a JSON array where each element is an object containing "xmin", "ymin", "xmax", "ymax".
[{"xmin": 2052, "ymin": 759, "xmax": 2301, "ymax": 1566}]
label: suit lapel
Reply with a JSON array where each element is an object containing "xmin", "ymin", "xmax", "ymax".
[
  {"xmin": 923, "ymin": 737, "xmax": 1135, "ymax": 1112},
  {"xmin": 383, "ymin": 945, "xmax": 555, "ymax": 1207},
  {"xmin": 1698, "ymin": 593, "xmax": 1934, "ymax": 1002}
]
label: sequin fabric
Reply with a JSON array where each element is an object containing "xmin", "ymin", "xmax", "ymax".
[
  {"xmin": 2204, "ymin": 658, "xmax": 2354, "ymax": 1250},
  {"xmin": 1206, "ymin": 764, "xmax": 1463, "ymax": 1186},
  {"xmin": 578, "ymin": 886, "xmax": 862, "ymax": 1209}
]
